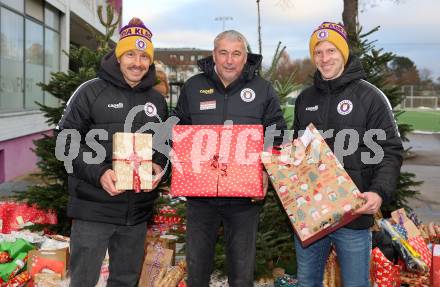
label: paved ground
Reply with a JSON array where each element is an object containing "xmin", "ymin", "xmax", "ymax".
[
  {"xmin": 402, "ymin": 132, "xmax": 440, "ymax": 223},
  {"xmin": 1, "ymin": 133, "xmax": 439, "ymax": 224}
]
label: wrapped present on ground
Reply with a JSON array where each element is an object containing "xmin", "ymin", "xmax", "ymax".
[
  {"xmin": 0, "ymin": 202, "xmax": 57, "ymax": 234},
  {"xmin": 112, "ymin": 132, "xmax": 153, "ymax": 192},
  {"xmin": 32, "ymin": 273, "xmax": 62, "ymax": 287},
  {"xmin": 323, "ymin": 248, "xmax": 341, "ymax": 287},
  {"xmin": 171, "ymin": 125, "xmax": 264, "ymax": 197},
  {"xmin": 407, "ymin": 236, "xmax": 432, "ymax": 270},
  {"xmin": 274, "ymin": 274, "xmax": 297, "ymax": 287},
  {"xmin": 138, "ymin": 243, "xmax": 174, "ymax": 287},
  {"xmin": 371, "ymin": 247, "xmax": 401, "ymax": 287},
  {"xmin": 261, "ymin": 123, "xmax": 365, "ymax": 246},
  {"xmin": 96, "ymin": 251, "xmax": 109, "ymax": 287},
  {"xmin": 0, "ymin": 239, "xmax": 34, "ymax": 284},
  {"xmin": 379, "ymin": 219, "xmax": 429, "ymax": 273},
  {"xmin": 432, "ymin": 244, "xmax": 440, "ymax": 287},
  {"xmin": 154, "ymin": 260, "xmax": 186, "ymax": 287},
  {"xmin": 4, "ymin": 270, "xmax": 31, "ymax": 287},
  {"xmin": 391, "ymin": 208, "xmax": 421, "ymax": 239},
  {"xmin": 27, "ymin": 248, "xmax": 69, "ymax": 279},
  {"xmin": 144, "ymin": 234, "xmax": 178, "ymax": 265}
]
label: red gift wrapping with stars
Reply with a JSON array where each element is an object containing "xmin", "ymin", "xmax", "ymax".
[{"xmin": 171, "ymin": 125, "xmax": 264, "ymax": 197}]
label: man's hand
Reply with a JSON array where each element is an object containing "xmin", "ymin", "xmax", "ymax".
[
  {"xmin": 252, "ymin": 171, "xmax": 269, "ymax": 202},
  {"xmin": 143, "ymin": 163, "xmax": 164, "ymax": 193},
  {"xmin": 353, "ymin": 191, "xmax": 383, "ymax": 215},
  {"xmin": 100, "ymin": 169, "xmax": 124, "ymax": 196}
]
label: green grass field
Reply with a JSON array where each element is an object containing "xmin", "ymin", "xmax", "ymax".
[
  {"xmin": 397, "ymin": 110, "xmax": 440, "ymax": 132},
  {"xmin": 282, "ymin": 106, "xmax": 440, "ymax": 132}
]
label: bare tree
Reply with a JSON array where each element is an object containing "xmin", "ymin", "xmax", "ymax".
[
  {"xmin": 257, "ymin": 0, "xmax": 262, "ymax": 54},
  {"xmin": 342, "ymin": 0, "xmax": 359, "ymax": 48}
]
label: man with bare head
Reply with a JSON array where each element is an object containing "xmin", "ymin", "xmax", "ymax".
[{"xmin": 172, "ymin": 30, "xmax": 286, "ymax": 286}]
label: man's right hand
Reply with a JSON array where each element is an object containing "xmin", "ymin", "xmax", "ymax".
[{"xmin": 100, "ymin": 169, "xmax": 123, "ymax": 196}]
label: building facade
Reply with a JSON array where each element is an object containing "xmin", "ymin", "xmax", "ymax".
[{"xmin": 0, "ymin": 0, "xmax": 120, "ymax": 183}]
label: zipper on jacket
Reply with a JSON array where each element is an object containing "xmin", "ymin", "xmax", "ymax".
[
  {"xmin": 222, "ymin": 93, "xmax": 228, "ymax": 122},
  {"xmin": 125, "ymin": 90, "xmax": 136, "ymax": 225},
  {"xmin": 324, "ymin": 85, "xmax": 331, "ymax": 131}
]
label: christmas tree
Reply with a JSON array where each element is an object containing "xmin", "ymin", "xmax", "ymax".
[
  {"xmin": 354, "ymin": 26, "xmax": 422, "ymax": 216},
  {"xmin": 13, "ymin": 4, "xmax": 120, "ymax": 235}
]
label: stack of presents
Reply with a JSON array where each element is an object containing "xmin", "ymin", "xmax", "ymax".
[
  {"xmin": 0, "ymin": 203, "xmax": 185, "ymax": 287},
  {"xmin": 1, "ymin": 124, "xmax": 439, "ymax": 286}
]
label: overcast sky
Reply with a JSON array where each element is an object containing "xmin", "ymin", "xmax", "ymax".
[{"xmin": 123, "ymin": 0, "xmax": 440, "ymax": 80}]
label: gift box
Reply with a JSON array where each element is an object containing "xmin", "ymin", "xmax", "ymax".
[
  {"xmin": 138, "ymin": 243, "xmax": 174, "ymax": 287},
  {"xmin": 0, "ymin": 239, "xmax": 34, "ymax": 284},
  {"xmin": 323, "ymin": 249, "xmax": 341, "ymax": 287},
  {"xmin": 371, "ymin": 247, "xmax": 401, "ymax": 287},
  {"xmin": 433, "ymin": 244, "xmax": 440, "ymax": 287},
  {"xmin": 27, "ymin": 248, "xmax": 69, "ymax": 279},
  {"xmin": 112, "ymin": 132, "xmax": 153, "ymax": 192},
  {"xmin": 0, "ymin": 202, "xmax": 57, "ymax": 234},
  {"xmin": 261, "ymin": 123, "xmax": 365, "ymax": 246},
  {"xmin": 171, "ymin": 125, "xmax": 264, "ymax": 197}
]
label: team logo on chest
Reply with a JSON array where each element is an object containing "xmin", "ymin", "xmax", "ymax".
[
  {"xmin": 144, "ymin": 102, "xmax": 157, "ymax": 117},
  {"xmin": 240, "ymin": 88, "xmax": 256, "ymax": 102},
  {"xmin": 337, "ymin": 100, "xmax": 353, "ymax": 115}
]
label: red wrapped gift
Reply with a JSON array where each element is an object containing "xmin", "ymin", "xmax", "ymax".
[
  {"xmin": 1, "ymin": 202, "xmax": 57, "ymax": 234},
  {"xmin": 407, "ymin": 236, "xmax": 432, "ymax": 271},
  {"xmin": 371, "ymin": 247, "xmax": 401, "ymax": 287},
  {"xmin": 433, "ymin": 244, "xmax": 440, "ymax": 287},
  {"xmin": 171, "ymin": 125, "xmax": 264, "ymax": 197}
]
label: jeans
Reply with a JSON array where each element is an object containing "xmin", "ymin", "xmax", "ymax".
[
  {"xmin": 69, "ymin": 219, "xmax": 147, "ymax": 287},
  {"xmin": 185, "ymin": 199, "xmax": 261, "ymax": 287},
  {"xmin": 294, "ymin": 227, "xmax": 371, "ymax": 287}
]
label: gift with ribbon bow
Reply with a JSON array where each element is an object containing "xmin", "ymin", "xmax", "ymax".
[
  {"xmin": 171, "ymin": 124, "xmax": 264, "ymax": 197},
  {"xmin": 112, "ymin": 132, "xmax": 153, "ymax": 192}
]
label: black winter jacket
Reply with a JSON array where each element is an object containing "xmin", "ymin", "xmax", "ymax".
[
  {"xmin": 292, "ymin": 56, "xmax": 403, "ymax": 229},
  {"xmin": 171, "ymin": 53, "xmax": 287, "ymax": 203},
  {"xmin": 57, "ymin": 50, "xmax": 168, "ymax": 225}
]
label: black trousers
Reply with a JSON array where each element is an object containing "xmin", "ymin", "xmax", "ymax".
[
  {"xmin": 69, "ymin": 219, "xmax": 147, "ymax": 287},
  {"xmin": 185, "ymin": 199, "xmax": 261, "ymax": 287}
]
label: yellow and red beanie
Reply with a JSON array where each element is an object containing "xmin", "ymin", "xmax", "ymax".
[
  {"xmin": 115, "ymin": 17, "xmax": 154, "ymax": 61},
  {"xmin": 309, "ymin": 22, "xmax": 349, "ymax": 64}
]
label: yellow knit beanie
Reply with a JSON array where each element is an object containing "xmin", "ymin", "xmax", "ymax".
[
  {"xmin": 115, "ymin": 17, "xmax": 154, "ymax": 61},
  {"xmin": 309, "ymin": 22, "xmax": 349, "ymax": 64}
]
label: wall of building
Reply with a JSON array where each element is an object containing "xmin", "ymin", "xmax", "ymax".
[{"xmin": 0, "ymin": 0, "xmax": 120, "ymax": 183}]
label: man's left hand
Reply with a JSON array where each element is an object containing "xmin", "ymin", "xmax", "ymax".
[
  {"xmin": 252, "ymin": 171, "xmax": 269, "ymax": 202},
  {"xmin": 353, "ymin": 191, "xmax": 383, "ymax": 215},
  {"xmin": 143, "ymin": 163, "xmax": 164, "ymax": 192}
]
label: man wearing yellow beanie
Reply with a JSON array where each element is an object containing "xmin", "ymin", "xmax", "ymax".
[
  {"xmin": 58, "ymin": 17, "xmax": 169, "ymax": 287},
  {"xmin": 291, "ymin": 22, "xmax": 403, "ymax": 286}
]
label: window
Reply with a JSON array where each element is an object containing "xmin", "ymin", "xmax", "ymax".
[
  {"xmin": 0, "ymin": 8, "xmax": 24, "ymax": 112},
  {"xmin": 25, "ymin": 19, "xmax": 44, "ymax": 109},
  {"xmin": 25, "ymin": 0, "xmax": 43, "ymax": 22},
  {"xmin": 0, "ymin": 3, "xmax": 61, "ymax": 112},
  {"xmin": 0, "ymin": 0, "xmax": 23, "ymax": 12},
  {"xmin": 190, "ymin": 55, "xmax": 195, "ymax": 62},
  {"xmin": 179, "ymin": 55, "xmax": 184, "ymax": 61},
  {"xmin": 44, "ymin": 5, "xmax": 59, "ymax": 31},
  {"xmin": 44, "ymin": 29, "xmax": 60, "ymax": 107}
]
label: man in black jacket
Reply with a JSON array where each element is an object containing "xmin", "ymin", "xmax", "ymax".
[
  {"xmin": 56, "ymin": 18, "xmax": 167, "ymax": 287},
  {"xmin": 172, "ymin": 30, "xmax": 286, "ymax": 286},
  {"xmin": 292, "ymin": 22, "xmax": 403, "ymax": 287}
]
